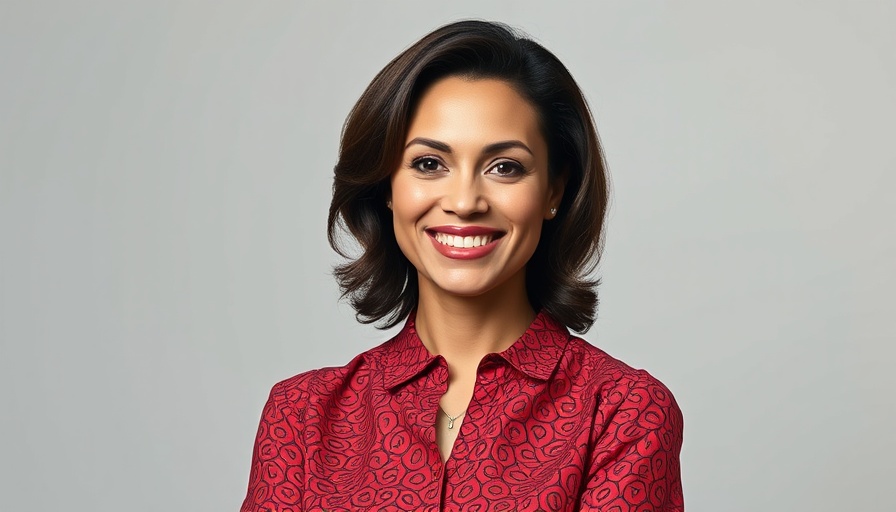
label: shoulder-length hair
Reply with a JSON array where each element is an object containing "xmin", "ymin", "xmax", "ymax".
[{"xmin": 328, "ymin": 20, "xmax": 609, "ymax": 333}]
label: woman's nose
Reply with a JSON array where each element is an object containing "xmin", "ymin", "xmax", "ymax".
[{"xmin": 440, "ymin": 173, "xmax": 488, "ymax": 217}]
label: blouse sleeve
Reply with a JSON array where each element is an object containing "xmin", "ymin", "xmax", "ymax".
[
  {"xmin": 240, "ymin": 382, "xmax": 306, "ymax": 512},
  {"xmin": 578, "ymin": 375, "xmax": 685, "ymax": 511}
]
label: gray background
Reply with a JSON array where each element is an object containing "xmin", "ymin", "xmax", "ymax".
[{"xmin": 1, "ymin": 1, "xmax": 893, "ymax": 510}]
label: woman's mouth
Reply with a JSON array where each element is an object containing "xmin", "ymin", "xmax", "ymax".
[{"xmin": 426, "ymin": 226, "xmax": 505, "ymax": 260}]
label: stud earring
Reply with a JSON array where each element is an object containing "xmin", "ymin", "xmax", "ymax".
[
  {"xmin": 550, "ymin": 207, "xmax": 557, "ymax": 216},
  {"xmin": 386, "ymin": 200, "xmax": 392, "ymax": 210}
]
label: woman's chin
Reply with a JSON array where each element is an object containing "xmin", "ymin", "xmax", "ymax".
[{"xmin": 420, "ymin": 271, "xmax": 526, "ymax": 302}]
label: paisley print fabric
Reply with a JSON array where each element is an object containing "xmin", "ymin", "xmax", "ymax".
[{"xmin": 240, "ymin": 311, "xmax": 684, "ymax": 511}]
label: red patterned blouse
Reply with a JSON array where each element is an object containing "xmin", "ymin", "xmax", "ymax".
[{"xmin": 240, "ymin": 311, "xmax": 684, "ymax": 511}]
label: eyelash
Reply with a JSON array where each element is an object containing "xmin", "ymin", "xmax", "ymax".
[
  {"xmin": 408, "ymin": 156, "xmax": 526, "ymax": 177},
  {"xmin": 410, "ymin": 157, "xmax": 446, "ymax": 174}
]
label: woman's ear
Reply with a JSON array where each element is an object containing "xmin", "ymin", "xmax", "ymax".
[{"xmin": 546, "ymin": 169, "xmax": 568, "ymax": 219}]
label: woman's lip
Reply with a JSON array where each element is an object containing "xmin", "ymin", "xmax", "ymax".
[
  {"xmin": 427, "ymin": 231, "xmax": 501, "ymax": 260},
  {"xmin": 426, "ymin": 225, "xmax": 505, "ymax": 237}
]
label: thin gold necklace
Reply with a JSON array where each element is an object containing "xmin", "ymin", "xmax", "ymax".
[{"xmin": 439, "ymin": 407, "xmax": 466, "ymax": 430}]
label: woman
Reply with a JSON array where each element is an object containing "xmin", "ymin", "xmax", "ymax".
[{"xmin": 241, "ymin": 20, "xmax": 683, "ymax": 512}]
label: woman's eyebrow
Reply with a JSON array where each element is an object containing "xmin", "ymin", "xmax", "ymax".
[
  {"xmin": 483, "ymin": 140, "xmax": 534, "ymax": 156},
  {"xmin": 405, "ymin": 137, "xmax": 452, "ymax": 152},
  {"xmin": 405, "ymin": 137, "xmax": 534, "ymax": 157}
]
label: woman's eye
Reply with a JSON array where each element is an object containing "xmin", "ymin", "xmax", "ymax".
[
  {"xmin": 488, "ymin": 161, "xmax": 525, "ymax": 177},
  {"xmin": 412, "ymin": 157, "xmax": 445, "ymax": 173}
]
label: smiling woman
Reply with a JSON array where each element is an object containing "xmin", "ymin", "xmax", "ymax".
[
  {"xmin": 391, "ymin": 77, "xmax": 560, "ymax": 302},
  {"xmin": 240, "ymin": 20, "xmax": 683, "ymax": 512}
]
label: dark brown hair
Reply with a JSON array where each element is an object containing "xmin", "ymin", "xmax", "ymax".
[{"xmin": 328, "ymin": 20, "xmax": 609, "ymax": 333}]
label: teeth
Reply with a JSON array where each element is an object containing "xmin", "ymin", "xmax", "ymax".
[{"xmin": 434, "ymin": 233, "xmax": 494, "ymax": 248}]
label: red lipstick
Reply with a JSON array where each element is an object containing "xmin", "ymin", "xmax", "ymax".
[
  {"xmin": 426, "ymin": 225, "xmax": 504, "ymax": 260},
  {"xmin": 427, "ymin": 225, "xmax": 501, "ymax": 237}
]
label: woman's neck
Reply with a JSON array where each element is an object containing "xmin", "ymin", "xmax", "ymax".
[{"xmin": 414, "ymin": 279, "xmax": 536, "ymax": 365}]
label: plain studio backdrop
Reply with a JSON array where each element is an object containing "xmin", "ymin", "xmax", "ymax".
[{"xmin": 1, "ymin": 1, "xmax": 893, "ymax": 510}]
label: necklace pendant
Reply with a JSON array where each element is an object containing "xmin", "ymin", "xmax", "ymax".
[{"xmin": 447, "ymin": 418, "xmax": 455, "ymax": 429}]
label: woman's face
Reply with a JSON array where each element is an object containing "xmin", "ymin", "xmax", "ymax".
[{"xmin": 390, "ymin": 76, "xmax": 562, "ymax": 300}]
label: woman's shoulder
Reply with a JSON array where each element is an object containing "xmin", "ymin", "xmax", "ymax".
[
  {"xmin": 563, "ymin": 335, "xmax": 681, "ymax": 414},
  {"xmin": 263, "ymin": 337, "xmax": 403, "ymax": 408},
  {"xmin": 265, "ymin": 356, "xmax": 361, "ymax": 402}
]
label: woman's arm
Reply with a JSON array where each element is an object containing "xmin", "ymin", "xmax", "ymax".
[
  {"xmin": 240, "ymin": 383, "xmax": 306, "ymax": 512},
  {"xmin": 578, "ymin": 376, "xmax": 685, "ymax": 511}
]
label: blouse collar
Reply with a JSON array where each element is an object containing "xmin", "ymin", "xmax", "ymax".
[{"xmin": 378, "ymin": 309, "xmax": 571, "ymax": 390}]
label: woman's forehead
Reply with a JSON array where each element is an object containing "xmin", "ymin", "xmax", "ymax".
[{"xmin": 404, "ymin": 77, "xmax": 545, "ymax": 154}]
